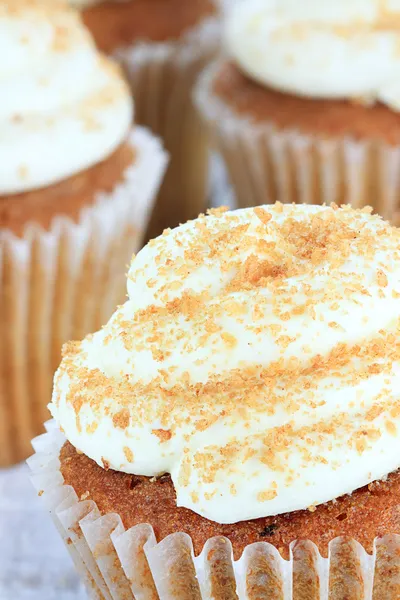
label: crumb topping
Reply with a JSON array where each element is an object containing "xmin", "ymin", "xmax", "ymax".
[{"xmin": 51, "ymin": 203, "xmax": 400, "ymax": 524}]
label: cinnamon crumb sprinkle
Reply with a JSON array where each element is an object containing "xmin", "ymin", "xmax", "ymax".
[
  {"xmin": 254, "ymin": 207, "xmax": 272, "ymax": 225},
  {"xmin": 112, "ymin": 409, "xmax": 130, "ymax": 430},
  {"xmin": 385, "ymin": 420, "xmax": 397, "ymax": 436},
  {"xmin": 377, "ymin": 269, "xmax": 388, "ymax": 287},
  {"xmin": 258, "ymin": 487, "xmax": 278, "ymax": 502},
  {"xmin": 221, "ymin": 332, "xmax": 237, "ymax": 348},
  {"xmin": 152, "ymin": 429, "xmax": 172, "ymax": 443},
  {"xmin": 123, "ymin": 447, "xmax": 134, "ymax": 463},
  {"xmin": 207, "ymin": 206, "xmax": 229, "ymax": 217}
]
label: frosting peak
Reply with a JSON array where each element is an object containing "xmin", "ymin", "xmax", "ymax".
[
  {"xmin": 1, "ymin": 0, "xmax": 133, "ymax": 194},
  {"xmin": 51, "ymin": 204, "xmax": 400, "ymax": 524},
  {"xmin": 226, "ymin": 0, "xmax": 400, "ymax": 111}
]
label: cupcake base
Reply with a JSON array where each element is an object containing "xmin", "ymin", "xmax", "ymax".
[
  {"xmin": 195, "ymin": 61, "xmax": 400, "ymax": 224},
  {"xmin": 58, "ymin": 440, "xmax": 400, "ymax": 562},
  {"xmin": 0, "ymin": 128, "xmax": 167, "ymax": 467},
  {"xmin": 28, "ymin": 422, "xmax": 400, "ymax": 600}
]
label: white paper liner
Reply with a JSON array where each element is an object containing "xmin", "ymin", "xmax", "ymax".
[
  {"xmin": 195, "ymin": 61, "xmax": 400, "ymax": 224},
  {"xmin": 28, "ymin": 421, "xmax": 400, "ymax": 600},
  {"xmin": 113, "ymin": 17, "xmax": 220, "ymax": 238},
  {"xmin": 0, "ymin": 128, "xmax": 167, "ymax": 466}
]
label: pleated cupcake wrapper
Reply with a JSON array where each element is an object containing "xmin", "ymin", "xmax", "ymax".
[
  {"xmin": 28, "ymin": 421, "xmax": 400, "ymax": 600},
  {"xmin": 114, "ymin": 17, "xmax": 220, "ymax": 238},
  {"xmin": 0, "ymin": 127, "xmax": 167, "ymax": 467},
  {"xmin": 195, "ymin": 62, "xmax": 400, "ymax": 223}
]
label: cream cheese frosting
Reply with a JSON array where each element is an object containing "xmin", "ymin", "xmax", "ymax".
[
  {"xmin": 51, "ymin": 204, "xmax": 400, "ymax": 524},
  {"xmin": 1, "ymin": 1, "xmax": 133, "ymax": 195},
  {"xmin": 225, "ymin": 0, "xmax": 400, "ymax": 111}
]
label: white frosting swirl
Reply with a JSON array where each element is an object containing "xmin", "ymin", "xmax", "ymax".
[
  {"xmin": 1, "ymin": 2, "xmax": 133, "ymax": 195},
  {"xmin": 226, "ymin": 0, "xmax": 400, "ymax": 110},
  {"xmin": 50, "ymin": 204, "xmax": 400, "ymax": 524}
]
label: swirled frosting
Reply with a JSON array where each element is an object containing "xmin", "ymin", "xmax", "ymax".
[
  {"xmin": 226, "ymin": 0, "xmax": 400, "ymax": 111},
  {"xmin": 50, "ymin": 204, "xmax": 400, "ymax": 524},
  {"xmin": 1, "ymin": 0, "xmax": 133, "ymax": 195}
]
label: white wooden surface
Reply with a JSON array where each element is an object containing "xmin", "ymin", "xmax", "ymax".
[{"xmin": 0, "ymin": 463, "xmax": 86, "ymax": 600}]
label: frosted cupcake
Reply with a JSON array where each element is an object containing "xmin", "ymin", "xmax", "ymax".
[
  {"xmin": 31, "ymin": 204, "xmax": 400, "ymax": 598},
  {"xmin": 196, "ymin": 0, "xmax": 400, "ymax": 222},
  {"xmin": 74, "ymin": 0, "xmax": 220, "ymax": 239},
  {"xmin": 0, "ymin": 0, "xmax": 167, "ymax": 466}
]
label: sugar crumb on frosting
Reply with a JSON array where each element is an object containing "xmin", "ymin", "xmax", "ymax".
[{"xmin": 50, "ymin": 203, "xmax": 400, "ymax": 524}]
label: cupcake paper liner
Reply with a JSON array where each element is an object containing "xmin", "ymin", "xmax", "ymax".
[
  {"xmin": 195, "ymin": 62, "xmax": 400, "ymax": 224},
  {"xmin": 0, "ymin": 128, "xmax": 167, "ymax": 467},
  {"xmin": 114, "ymin": 17, "xmax": 220, "ymax": 239},
  {"xmin": 28, "ymin": 421, "xmax": 400, "ymax": 600}
]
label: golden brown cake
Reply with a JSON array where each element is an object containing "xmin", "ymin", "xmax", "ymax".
[
  {"xmin": 213, "ymin": 62, "xmax": 400, "ymax": 144},
  {"xmin": 81, "ymin": 0, "xmax": 217, "ymax": 53},
  {"xmin": 60, "ymin": 440, "xmax": 400, "ymax": 560},
  {"xmin": 0, "ymin": 142, "xmax": 134, "ymax": 237}
]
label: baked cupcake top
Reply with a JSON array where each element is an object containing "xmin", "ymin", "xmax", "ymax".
[
  {"xmin": 1, "ymin": 0, "xmax": 132, "ymax": 195},
  {"xmin": 50, "ymin": 204, "xmax": 400, "ymax": 524},
  {"xmin": 225, "ymin": 0, "xmax": 400, "ymax": 110}
]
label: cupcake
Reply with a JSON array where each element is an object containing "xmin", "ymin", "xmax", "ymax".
[
  {"xmin": 31, "ymin": 204, "xmax": 400, "ymax": 598},
  {"xmin": 74, "ymin": 0, "xmax": 220, "ymax": 239},
  {"xmin": 0, "ymin": 0, "xmax": 167, "ymax": 466},
  {"xmin": 195, "ymin": 0, "xmax": 400, "ymax": 223}
]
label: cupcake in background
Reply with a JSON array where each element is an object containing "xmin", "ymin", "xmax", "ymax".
[
  {"xmin": 196, "ymin": 0, "xmax": 400, "ymax": 222},
  {"xmin": 0, "ymin": 0, "xmax": 167, "ymax": 466},
  {"xmin": 74, "ymin": 0, "xmax": 220, "ymax": 239},
  {"xmin": 30, "ymin": 204, "xmax": 400, "ymax": 599}
]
